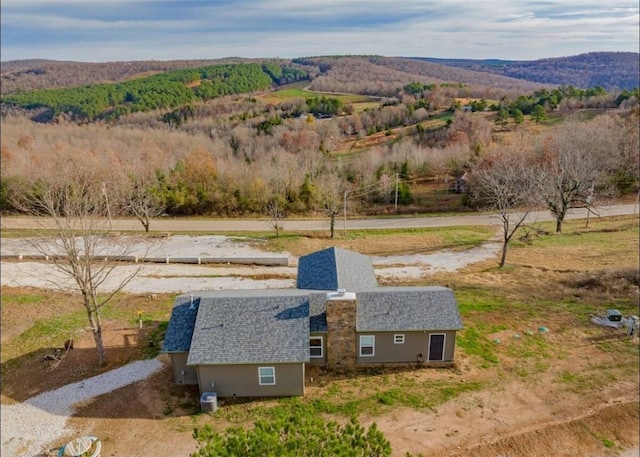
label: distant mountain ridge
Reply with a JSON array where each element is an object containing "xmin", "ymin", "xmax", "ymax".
[
  {"xmin": 411, "ymin": 52, "xmax": 639, "ymax": 90},
  {"xmin": 1, "ymin": 52, "xmax": 636, "ymax": 96}
]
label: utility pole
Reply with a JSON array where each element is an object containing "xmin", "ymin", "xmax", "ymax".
[
  {"xmin": 343, "ymin": 190, "xmax": 348, "ymax": 236},
  {"xmin": 102, "ymin": 181, "xmax": 112, "ymax": 230},
  {"xmin": 633, "ymin": 188, "xmax": 639, "ymax": 228},
  {"xmin": 394, "ymin": 173, "xmax": 399, "ymax": 213}
]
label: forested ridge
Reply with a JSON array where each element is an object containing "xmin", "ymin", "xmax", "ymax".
[
  {"xmin": 414, "ymin": 52, "xmax": 640, "ymax": 91},
  {"xmin": 1, "ymin": 63, "xmax": 307, "ymax": 122},
  {"xmin": 1, "ymin": 53, "xmax": 638, "ymax": 233},
  {"xmin": 0, "ymin": 57, "xmax": 289, "ymax": 94}
]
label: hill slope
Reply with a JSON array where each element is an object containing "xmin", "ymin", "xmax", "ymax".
[
  {"xmin": 412, "ymin": 52, "xmax": 640, "ymax": 90},
  {"xmin": 3, "ymin": 55, "xmax": 548, "ymax": 96},
  {"xmin": 303, "ymin": 56, "xmax": 546, "ymax": 95}
]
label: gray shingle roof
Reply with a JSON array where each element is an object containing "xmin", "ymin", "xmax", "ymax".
[
  {"xmin": 186, "ymin": 290, "xmax": 311, "ymax": 365},
  {"xmin": 162, "ymin": 250, "xmax": 463, "ymax": 365},
  {"xmin": 161, "ymin": 294, "xmax": 200, "ymax": 352},
  {"xmin": 355, "ymin": 287, "xmax": 463, "ymax": 331},
  {"xmin": 296, "ymin": 247, "xmax": 378, "ymax": 291},
  {"xmin": 309, "ymin": 292, "xmax": 328, "ymax": 332}
]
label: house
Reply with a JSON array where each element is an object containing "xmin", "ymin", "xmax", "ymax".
[
  {"xmin": 162, "ymin": 247, "xmax": 463, "ymax": 397},
  {"xmin": 451, "ymin": 172, "xmax": 469, "ymax": 193}
]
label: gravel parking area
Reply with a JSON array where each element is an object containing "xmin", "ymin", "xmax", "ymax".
[{"xmin": 0, "ymin": 234, "xmax": 502, "ymax": 293}]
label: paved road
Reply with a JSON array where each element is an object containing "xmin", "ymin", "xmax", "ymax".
[{"xmin": 1, "ymin": 204, "xmax": 637, "ymax": 233}]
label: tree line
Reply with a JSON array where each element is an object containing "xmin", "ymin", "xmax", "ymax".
[
  {"xmin": 466, "ymin": 109, "xmax": 638, "ymax": 267},
  {"xmin": 2, "ymin": 106, "xmax": 636, "ymax": 230}
]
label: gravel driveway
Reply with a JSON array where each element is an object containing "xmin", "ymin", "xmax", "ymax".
[
  {"xmin": 0, "ymin": 234, "xmax": 502, "ymax": 293},
  {"xmin": 1, "ymin": 359, "xmax": 164, "ymax": 457}
]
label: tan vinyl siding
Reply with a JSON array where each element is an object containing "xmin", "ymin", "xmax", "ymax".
[
  {"xmin": 355, "ymin": 330, "xmax": 457, "ymax": 364},
  {"xmin": 171, "ymin": 352, "xmax": 198, "ymax": 385},
  {"xmin": 196, "ymin": 363, "xmax": 305, "ymax": 397}
]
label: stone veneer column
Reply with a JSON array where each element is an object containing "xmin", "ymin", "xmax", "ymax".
[{"xmin": 325, "ymin": 291, "xmax": 357, "ymax": 371}]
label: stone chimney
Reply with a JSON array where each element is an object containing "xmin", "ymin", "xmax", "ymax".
[{"xmin": 325, "ymin": 289, "xmax": 357, "ymax": 371}]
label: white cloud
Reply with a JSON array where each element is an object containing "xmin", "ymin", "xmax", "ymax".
[{"xmin": 1, "ymin": 0, "xmax": 638, "ymax": 61}]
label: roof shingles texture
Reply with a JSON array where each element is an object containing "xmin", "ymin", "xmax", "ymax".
[
  {"xmin": 297, "ymin": 247, "xmax": 378, "ymax": 291},
  {"xmin": 161, "ymin": 295, "xmax": 200, "ymax": 352},
  {"xmin": 187, "ymin": 291, "xmax": 311, "ymax": 365},
  {"xmin": 162, "ymin": 250, "xmax": 464, "ymax": 364},
  {"xmin": 356, "ymin": 287, "xmax": 463, "ymax": 331}
]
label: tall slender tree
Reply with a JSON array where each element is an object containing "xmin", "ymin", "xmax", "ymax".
[
  {"xmin": 469, "ymin": 149, "xmax": 539, "ymax": 267},
  {"xmin": 317, "ymin": 168, "xmax": 347, "ymax": 238},
  {"xmin": 14, "ymin": 162, "xmax": 146, "ymax": 365}
]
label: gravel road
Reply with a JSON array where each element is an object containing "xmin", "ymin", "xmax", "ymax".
[{"xmin": 1, "ymin": 204, "xmax": 636, "ymax": 232}]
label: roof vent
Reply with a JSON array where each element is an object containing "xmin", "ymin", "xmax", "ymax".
[{"xmin": 337, "ymin": 288, "xmax": 347, "ymax": 296}]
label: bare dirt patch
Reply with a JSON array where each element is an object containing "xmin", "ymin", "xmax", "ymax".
[
  {"xmin": 8, "ymin": 328, "xmax": 639, "ymax": 457},
  {"xmin": 2, "ymin": 227, "xmax": 638, "ymax": 457},
  {"xmin": 2, "ymin": 321, "xmax": 153, "ymax": 403},
  {"xmin": 276, "ymin": 230, "xmax": 486, "ymax": 258}
]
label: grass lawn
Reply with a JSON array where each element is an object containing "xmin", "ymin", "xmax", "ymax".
[{"xmin": 1, "ymin": 214, "xmax": 638, "ymax": 455}]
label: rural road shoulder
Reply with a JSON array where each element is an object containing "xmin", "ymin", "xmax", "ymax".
[{"xmin": 1, "ymin": 204, "xmax": 637, "ymax": 232}]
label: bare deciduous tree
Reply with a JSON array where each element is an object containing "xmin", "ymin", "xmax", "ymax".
[
  {"xmin": 266, "ymin": 198, "xmax": 287, "ymax": 238},
  {"xmin": 469, "ymin": 150, "xmax": 539, "ymax": 267},
  {"xmin": 14, "ymin": 164, "xmax": 145, "ymax": 365},
  {"xmin": 534, "ymin": 119, "xmax": 616, "ymax": 233},
  {"xmin": 119, "ymin": 170, "xmax": 165, "ymax": 232},
  {"xmin": 317, "ymin": 169, "xmax": 346, "ymax": 238}
]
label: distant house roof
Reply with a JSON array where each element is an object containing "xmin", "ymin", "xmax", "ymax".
[
  {"xmin": 355, "ymin": 287, "xmax": 463, "ymax": 332},
  {"xmin": 162, "ymin": 295, "xmax": 200, "ymax": 352},
  {"xmin": 296, "ymin": 247, "xmax": 378, "ymax": 291},
  {"xmin": 186, "ymin": 290, "xmax": 311, "ymax": 365}
]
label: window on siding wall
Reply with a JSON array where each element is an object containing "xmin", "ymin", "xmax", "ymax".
[
  {"xmin": 394, "ymin": 334, "xmax": 405, "ymax": 344},
  {"xmin": 310, "ymin": 336, "xmax": 323, "ymax": 358},
  {"xmin": 359, "ymin": 335, "xmax": 375, "ymax": 356},
  {"xmin": 258, "ymin": 366, "xmax": 275, "ymax": 385}
]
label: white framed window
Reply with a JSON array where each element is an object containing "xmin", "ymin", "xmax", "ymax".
[
  {"xmin": 394, "ymin": 334, "xmax": 405, "ymax": 344},
  {"xmin": 359, "ymin": 335, "xmax": 375, "ymax": 356},
  {"xmin": 258, "ymin": 366, "xmax": 275, "ymax": 385},
  {"xmin": 310, "ymin": 336, "xmax": 323, "ymax": 358}
]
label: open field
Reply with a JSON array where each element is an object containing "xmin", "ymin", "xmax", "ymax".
[
  {"xmin": 259, "ymin": 87, "xmax": 375, "ymax": 103},
  {"xmin": 1, "ymin": 215, "xmax": 638, "ymax": 456},
  {"xmin": 256, "ymin": 83, "xmax": 384, "ymax": 114}
]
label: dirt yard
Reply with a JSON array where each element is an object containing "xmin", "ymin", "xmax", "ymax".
[
  {"xmin": 4, "ymin": 320, "xmax": 636, "ymax": 457},
  {"xmin": 2, "ymin": 219, "xmax": 639, "ymax": 457}
]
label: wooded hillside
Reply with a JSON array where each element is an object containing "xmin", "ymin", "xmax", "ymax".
[
  {"xmin": 1, "ymin": 53, "xmax": 638, "ymax": 228},
  {"xmin": 415, "ymin": 52, "xmax": 640, "ymax": 90}
]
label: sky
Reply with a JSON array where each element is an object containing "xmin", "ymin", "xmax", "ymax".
[{"xmin": 1, "ymin": 0, "xmax": 638, "ymax": 63}]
